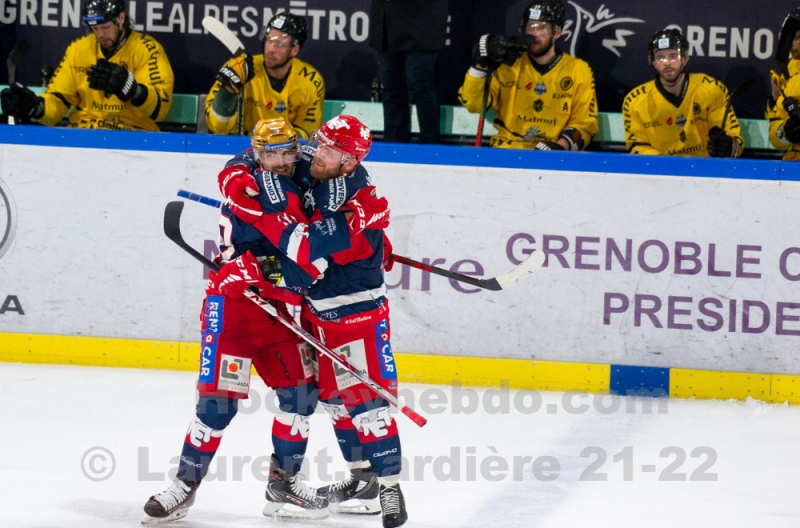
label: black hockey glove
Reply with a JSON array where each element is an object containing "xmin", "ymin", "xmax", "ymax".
[
  {"xmin": 783, "ymin": 116, "xmax": 800, "ymax": 144},
  {"xmin": 707, "ymin": 126, "xmax": 737, "ymax": 158},
  {"xmin": 534, "ymin": 140, "xmax": 564, "ymax": 151},
  {"xmin": 258, "ymin": 255, "xmax": 282, "ymax": 286},
  {"xmin": 215, "ymin": 53, "xmax": 254, "ymax": 94},
  {"xmin": 1, "ymin": 83, "xmax": 44, "ymax": 121},
  {"xmin": 87, "ymin": 59, "xmax": 139, "ymax": 102},
  {"xmin": 472, "ymin": 35, "xmax": 527, "ymax": 69}
]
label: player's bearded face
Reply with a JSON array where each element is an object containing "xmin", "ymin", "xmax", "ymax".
[
  {"xmin": 652, "ymin": 50, "xmax": 687, "ymax": 84},
  {"xmin": 791, "ymin": 30, "xmax": 800, "ymax": 60},
  {"xmin": 263, "ymin": 30, "xmax": 297, "ymax": 70},
  {"xmin": 526, "ymin": 23, "xmax": 557, "ymax": 58},
  {"xmin": 310, "ymin": 144, "xmax": 350, "ymax": 181},
  {"xmin": 258, "ymin": 147, "xmax": 299, "ymax": 177},
  {"xmin": 90, "ymin": 15, "xmax": 125, "ymax": 50}
]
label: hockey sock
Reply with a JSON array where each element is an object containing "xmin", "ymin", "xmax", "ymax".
[
  {"xmin": 350, "ymin": 399, "xmax": 401, "ymax": 478},
  {"xmin": 176, "ymin": 397, "xmax": 237, "ymax": 481},
  {"xmin": 321, "ymin": 397, "xmax": 365, "ymax": 463},
  {"xmin": 272, "ymin": 385, "xmax": 316, "ymax": 473}
]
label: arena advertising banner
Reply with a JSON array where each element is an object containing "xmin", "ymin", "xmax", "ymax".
[
  {"xmin": 1, "ymin": 0, "xmax": 798, "ymax": 118},
  {"xmin": 1, "ymin": 142, "xmax": 798, "ymax": 374}
]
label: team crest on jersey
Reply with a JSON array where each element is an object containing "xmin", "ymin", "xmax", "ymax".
[
  {"xmin": 533, "ymin": 99, "xmax": 544, "ymax": 112},
  {"xmin": 676, "ymin": 114, "xmax": 686, "ymax": 126},
  {"xmin": 560, "ymin": 77, "xmax": 573, "ymax": 91},
  {"xmin": 534, "ymin": 82, "xmax": 547, "ymax": 95},
  {"xmin": 276, "ymin": 101, "xmax": 286, "ymax": 113}
]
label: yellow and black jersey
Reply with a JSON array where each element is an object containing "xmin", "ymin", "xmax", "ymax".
[
  {"xmin": 39, "ymin": 31, "xmax": 174, "ymax": 131},
  {"xmin": 205, "ymin": 56, "xmax": 325, "ymax": 139},
  {"xmin": 768, "ymin": 59, "xmax": 800, "ymax": 160},
  {"xmin": 623, "ymin": 73, "xmax": 743, "ymax": 156},
  {"xmin": 458, "ymin": 51, "xmax": 598, "ymax": 149}
]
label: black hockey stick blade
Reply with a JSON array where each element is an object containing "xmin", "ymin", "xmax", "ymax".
[
  {"xmin": 164, "ymin": 201, "xmax": 220, "ymax": 272},
  {"xmin": 7, "ymin": 40, "xmax": 31, "ymax": 84},
  {"xmin": 389, "ymin": 250, "xmax": 545, "ymax": 291}
]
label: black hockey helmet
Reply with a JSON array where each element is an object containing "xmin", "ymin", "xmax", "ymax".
[
  {"xmin": 648, "ymin": 28, "xmax": 689, "ymax": 61},
  {"xmin": 521, "ymin": 0, "xmax": 566, "ymax": 32},
  {"xmin": 81, "ymin": 0, "xmax": 125, "ymax": 25},
  {"xmin": 260, "ymin": 12, "xmax": 308, "ymax": 48}
]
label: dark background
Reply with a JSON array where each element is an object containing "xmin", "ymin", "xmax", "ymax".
[{"xmin": 0, "ymin": 0, "xmax": 795, "ymax": 118}]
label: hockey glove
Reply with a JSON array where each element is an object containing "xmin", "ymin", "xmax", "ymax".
[
  {"xmin": 383, "ymin": 233, "xmax": 395, "ymax": 272},
  {"xmin": 218, "ymin": 165, "xmax": 262, "ymax": 223},
  {"xmin": 215, "ymin": 53, "xmax": 254, "ymax": 95},
  {"xmin": 783, "ymin": 116, "xmax": 800, "ymax": 144},
  {"xmin": 258, "ymin": 255, "xmax": 282, "ymax": 285},
  {"xmin": 341, "ymin": 186, "xmax": 390, "ymax": 235},
  {"xmin": 87, "ymin": 59, "xmax": 139, "ymax": 102},
  {"xmin": 1, "ymin": 83, "xmax": 44, "ymax": 121},
  {"xmin": 472, "ymin": 35, "xmax": 525, "ymax": 70},
  {"xmin": 706, "ymin": 126, "xmax": 738, "ymax": 158},
  {"xmin": 207, "ymin": 251, "xmax": 273, "ymax": 297},
  {"xmin": 534, "ymin": 140, "xmax": 564, "ymax": 151}
]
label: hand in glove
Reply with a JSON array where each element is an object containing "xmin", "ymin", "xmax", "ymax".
[
  {"xmin": 472, "ymin": 35, "xmax": 529, "ymax": 70},
  {"xmin": 706, "ymin": 126, "xmax": 738, "ymax": 158},
  {"xmin": 1, "ymin": 83, "xmax": 44, "ymax": 121},
  {"xmin": 207, "ymin": 251, "xmax": 273, "ymax": 297},
  {"xmin": 534, "ymin": 140, "xmax": 565, "ymax": 151},
  {"xmin": 87, "ymin": 59, "xmax": 138, "ymax": 102},
  {"xmin": 342, "ymin": 186, "xmax": 390, "ymax": 235},
  {"xmin": 382, "ymin": 232, "xmax": 394, "ymax": 272},
  {"xmin": 215, "ymin": 53, "xmax": 254, "ymax": 94},
  {"xmin": 218, "ymin": 165, "xmax": 262, "ymax": 223},
  {"xmin": 783, "ymin": 116, "xmax": 800, "ymax": 145}
]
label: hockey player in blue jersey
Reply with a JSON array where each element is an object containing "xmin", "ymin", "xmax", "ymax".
[
  {"xmin": 219, "ymin": 114, "xmax": 407, "ymax": 528},
  {"xmin": 142, "ymin": 117, "xmax": 389, "ymax": 525}
]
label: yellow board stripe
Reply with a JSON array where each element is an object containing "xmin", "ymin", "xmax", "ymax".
[{"xmin": 2, "ymin": 331, "xmax": 799, "ymax": 404}]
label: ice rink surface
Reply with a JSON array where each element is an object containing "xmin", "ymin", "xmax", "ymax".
[{"xmin": 2, "ymin": 362, "xmax": 799, "ymax": 527}]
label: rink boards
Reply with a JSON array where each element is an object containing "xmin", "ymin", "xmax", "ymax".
[{"xmin": 1, "ymin": 126, "xmax": 800, "ymax": 403}]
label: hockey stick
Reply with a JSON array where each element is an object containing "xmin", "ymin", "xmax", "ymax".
[
  {"xmin": 474, "ymin": 67, "xmax": 495, "ymax": 147},
  {"xmin": 177, "ymin": 189, "xmax": 546, "ymax": 291},
  {"xmin": 202, "ymin": 16, "xmax": 246, "ymax": 136},
  {"xmin": 721, "ymin": 78, "xmax": 755, "ymax": 131},
  {"xmin": 164, "ymin": 200, "xmax": 427, "ymax": 428},
  {"xmin": 6, "ymin": 39, "xmax": 31, "ymax": 125}
]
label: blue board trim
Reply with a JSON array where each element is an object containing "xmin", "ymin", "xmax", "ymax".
[
  {"xmin": 1, "ymin": 124, "xmax": 796, "ymax": 181},
  {"xmin": 609, "ymin": 365, "xmax": 671, "ymax": 397}
]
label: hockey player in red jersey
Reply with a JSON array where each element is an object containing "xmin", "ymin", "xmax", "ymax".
[
  {"xmin": 141, "ymin": 118, "xmax": 387, "ymax": 525},
  {"xmin": 219, "ymin": 115, "xmax": 407, "ymax": 527}
]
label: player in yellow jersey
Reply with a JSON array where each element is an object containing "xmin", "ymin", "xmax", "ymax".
[
  {"xmin": 0, "ymin": 0, "xmax": 174, "ymax": 131},
  {"xmin": 623, "ymin": 29, "xmax": 742, "ymax": 157},
  {"xmin": 205, "ymin": 12, "xmax": 325, "ymax": 139},
  {"xmin": 458, "ymin": 0, "xmax": 598, "ymax": 150},
  {"xmin": 767, "ymin": 8, "xmax": 800, "ymax": 160}
]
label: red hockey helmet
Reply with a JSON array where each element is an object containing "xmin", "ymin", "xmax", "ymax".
[{"xmin": 315, "ymin": 115, "xmax": 372, "ymax": 162}]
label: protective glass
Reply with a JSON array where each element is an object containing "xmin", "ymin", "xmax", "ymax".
[
  {"xmin": 264, "ymin": 35, "xmax": 292, "ymax": 49},
  {"xmin": 257, "ymin": 147, "xmax": 300, "ymax": 165},
  {"xmin": 653, "ymin": 51, "xmax": 683, "ymax": 63},
  {"xmin": 315, "ymin": 143, "xmax": 350, "ymax": 165},
  {"xmin": 525, "ymin": 22, "xmax": 552, "ymax": 36}
]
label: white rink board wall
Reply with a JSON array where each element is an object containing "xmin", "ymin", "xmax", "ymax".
[{"xmin": 1, "ymin": 143, "xmax": 799, "ymax": 373}]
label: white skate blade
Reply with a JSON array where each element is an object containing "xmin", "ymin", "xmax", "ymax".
[
  {"xmin": 330, "ymin": 497, "xmax": 381, "ymax": 515},
  {"xmin": 263, "ymin": 501, "xmax": 330, "ymax": 520},
  {"xmin": 141, "ymin": 508, "xmax": 189, "ymax": 525}
]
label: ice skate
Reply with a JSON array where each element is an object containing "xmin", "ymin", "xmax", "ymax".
[
  {"xmin": 263, "ymin": 455, "xmax": 329, "ymax": 519},
  {"xmin": 317, "ymin": 466, "xmax": 381, "ymax": 515},
  {"xmin": 141, "ymin": 478, "xmax": 200, "ymax": 525},
  {"xmin": 379, "ymin": 483, "xmax": 408, "ymax": 528}
]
